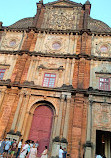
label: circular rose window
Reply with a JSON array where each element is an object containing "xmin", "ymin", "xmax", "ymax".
[
  {"xmin": 52, "ymin": 42, "xmax": 61, "ymax": 50},
  {"xmin": 9, "ymin": 39, "xmax": 16, "ymax": 47},
  {"xmin": 100, "ymin": 46, "xmax": 108, "ymax": 53}
]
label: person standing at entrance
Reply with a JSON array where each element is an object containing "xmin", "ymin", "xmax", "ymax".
[
  {"xmin": 19, "ymin": 141, "xmax": 29, "ymax": 158},
  {"xmin": 16, "ymin": 139, "xmax": 23, "ymax": 158},
  {"xmin": 63, "ymin": 148, "xmax": 67, "ymax": 158},
  {"xmin": 59, "ymin": 146, "xmax": 63, "ymax": 158},
  {"xmin": 41, "ymin": 146, "xmax": 48, "ymax": 158}
]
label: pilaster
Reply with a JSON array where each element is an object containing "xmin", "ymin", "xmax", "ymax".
[
  {"xmin": 11, "ymin": 93, "xmax": 24, "ymax": 131},
  {"xmin": 63, "ymin": 98, "xmax": 71, "ymax": 138},
  {"xmin": 17, "ymin": 94, "xmax": 30, "ymax": 133},
  {"xmin": 55, "ymin": 97, "xmax": 64, "ymax": 137},
  {"xmin": 84, "ymin": 99, "xmax": 93, "ymax": 158}
]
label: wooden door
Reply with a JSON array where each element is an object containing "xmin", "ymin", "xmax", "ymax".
[{"xmin": 28, "ymin": 105, "xmax": 53, "ymax": 157}]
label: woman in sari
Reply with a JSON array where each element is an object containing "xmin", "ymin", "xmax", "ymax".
[
  {"xmin": 28, "ymin": 143, "xmax": 37, "ymax": 158},
  {"xmin": 41, "ymin": 146, "xmax": 48, "ymax": 158}
]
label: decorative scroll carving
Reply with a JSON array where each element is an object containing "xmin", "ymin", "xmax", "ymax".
[{"xmin": 38, "ymin": 64, "xmax": 64, "ymax": 71}]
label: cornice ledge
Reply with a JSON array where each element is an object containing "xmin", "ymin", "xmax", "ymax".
[
  {"xmin": 91, "ymin": 55, "xmax": 111, "ymax": 61},
  {"xmin": 95, "ymin": 72, "xmax": 111, "ymax": 75},
  {"xmin": 59, "ymin": 84, "xmax": 74, "ymax": 90},
  {"xmin": 88, "ymin": 87, "xmax": 111, "ymax": 96},
  {"xmin": 0, "ymin": 50, "xmax": 111, "ymax": 61},
  {"xmin": 90, "ymin": 31, "xmax": 111, "ymax": 36},
  {"xmin": 0, "ymin": 79, "xmax": 11, "ymax": 85}
]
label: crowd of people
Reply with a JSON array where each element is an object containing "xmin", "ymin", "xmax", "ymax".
[
  {"xmin": 0, "ymin": 138, "xmax": 48, "ymax": 158},
  {"xmin": 0, "ymin": 138, "xmax": 68, "ymax": 158}
]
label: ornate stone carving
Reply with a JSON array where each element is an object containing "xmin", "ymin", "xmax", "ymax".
[
  {"xmin": 2, "ymin": 36, "xmax": 20, "ymax": 49},
  {"xmin": 96, "ymin": 42, "xmax": 111, "ymax": 57},
  {"xmin": 1, "ymin": 33, "xmax": 22, "ymax": 51},
  {"xmin": 92, "ymin": 37, "xmax": 111, "ymax": 57},
  {"xmin": 41, "ymin": 7, "xmax": 80, "ymax": 30},
  {"xmin": 43, "ymin": 35, "xmax": 68, "ymax": 54},
  {"xmin": 94, "ymin": 104, "xmax": 111, "ymax": 128}
]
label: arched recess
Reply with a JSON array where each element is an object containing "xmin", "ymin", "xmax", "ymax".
[{"xmin": 24, "ymin": 100, "xmax": 56, "ymax": 157}]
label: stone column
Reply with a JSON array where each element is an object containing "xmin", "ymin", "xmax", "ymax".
[
  {"xmin": 70, "ymin": 58, "xmax": 75, "ymax": 85},
  {"xmin": 27, "ymin": 58, "xmax": 34, "ymax": 81},
  {"xmin": 21, "ymin": 95, "xmax": 31, "ymax": 136},
  {"xmin": 52, "ymin": 114, "xmax": 58, "ymax": 139},
  {"xmin": 11, "ymin": 93, "xmax": 24, "ymax": 131},
  {"xmin": 63, "ymin": 98, "xmax": 71, "ymax": 138},
  {"xmin": 23, "ymin": 112, "xmax": 33, "ymax": 141},
  {"xmin": 64, "ymin": 58, "xmax": 70, "ymax": 85},
  {"xmin": 60, "ymin": 100, "xmax": 67, "ymax": 137},
  {"xmin": 17, "ymin": 94, "xmax": 30, "ymax": 133},
  {"xmin": 85, "ymin": 100, "xmax": 93, "ymax": 158},
  {"xmin": 55, "ymin": 97, "xmax": 64, "ymax": 136}
]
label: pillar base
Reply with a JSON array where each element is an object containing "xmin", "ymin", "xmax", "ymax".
[{"xmin": 84, "ymin": 141, "xmax": 93, "ymax": 158}]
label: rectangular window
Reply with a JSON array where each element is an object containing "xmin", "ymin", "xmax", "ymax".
[
  {"xmin": 43, "ymin": 73, "xmax": 56, "ymax": 88},
  {"xmin": 0, "ymin": 69, "xmax": 5, "ymax": 80},
  {"xmin": 99, "ymin": 78, "xmax": 110, "ymax": 91}
]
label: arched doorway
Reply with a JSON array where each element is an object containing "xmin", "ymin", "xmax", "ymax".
[{"xmin": 28, "ymin": 104, "xmax": 54, "ymax": 157}]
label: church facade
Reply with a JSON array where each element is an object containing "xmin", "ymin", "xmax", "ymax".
[{"xmin": 0, "ymin": 0, "xmax": 111, "ymax": 157}]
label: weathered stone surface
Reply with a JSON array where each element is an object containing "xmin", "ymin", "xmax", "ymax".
[{"xmin": 0, "ymin": 0, "xmax": 111, "ymax": 158}]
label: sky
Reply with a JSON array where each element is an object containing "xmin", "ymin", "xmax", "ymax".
[{"xmin": 0, "ymin": 0, "xmax": 111, "ymax": 27}]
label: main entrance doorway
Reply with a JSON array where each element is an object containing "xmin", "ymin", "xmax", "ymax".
[
  {"xmin": 28, "ymin": 105, "xmax": 54, "ymax": 157},
  {"xmin": 96, "ymin": 130, "xmax": 111, "ymax": 158}
]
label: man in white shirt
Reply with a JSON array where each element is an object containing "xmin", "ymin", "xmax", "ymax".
[
  {"xmin": 19, "ymin": 141, "xmax": 29, "ymax": 158},
  {"xmin": 16, "ymin": 139, "xmax": 23, "ymax": 158},
  {"xmin": 59, "ymin": 146, "xmax": 64, "ymax": 158}
]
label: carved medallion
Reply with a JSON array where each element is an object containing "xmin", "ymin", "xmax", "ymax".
[
  {"xmin": 95, "ymin": 42, "xmax": 111, "ymax": 57},
  {"xmin": 44, "ymin": 35, "xmax": 68, "ymax": 53},
  {"xmin": 1, "ymin": 35, "xmax": 21, "ymax": 50}
]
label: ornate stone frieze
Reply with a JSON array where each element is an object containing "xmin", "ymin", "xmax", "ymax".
[{"xmin": 41, "ymin": 7, "xmax": 81, "ymax": 30}]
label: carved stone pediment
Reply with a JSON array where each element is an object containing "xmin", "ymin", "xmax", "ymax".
[
  {"xmin": 41, "ymin": 5, "xmax": 81, "ymax": 30},
  {"xmin": 45, "ymin": 0, "xmax": 82, "ymax": 7}
]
